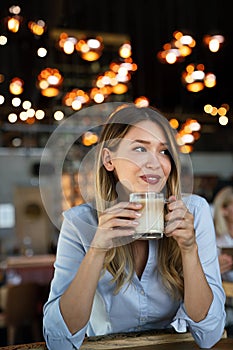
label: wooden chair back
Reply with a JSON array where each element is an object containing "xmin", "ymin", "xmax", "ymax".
[{"xmin": 1, "ymin": 282, "xmax": 41, "ymax": 345}]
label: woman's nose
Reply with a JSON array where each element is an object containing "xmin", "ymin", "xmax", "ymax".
[{"xmin": 145, "ymin": 152, "xmax": 160, "ymax": 169}]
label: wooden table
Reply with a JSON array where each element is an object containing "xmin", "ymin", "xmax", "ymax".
[
  {"xmin": 0, "ymin": 338, "xmax": 232, "ymax": 350},
  {"xmin": 80, "ymin": 332, "xmax": 232, "ymax": 350}
]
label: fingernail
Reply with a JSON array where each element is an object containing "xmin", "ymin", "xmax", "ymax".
[
  {"xmin": 134, "ymin": 203, "xmax": 142, "ymax": 207},
  {"xmin": 132, "ymin": 220, "xmax": 139, "ymax": 225}
]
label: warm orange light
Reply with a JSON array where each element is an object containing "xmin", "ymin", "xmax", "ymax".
[
  {"xmin": 119, "ymin": 43, "xmax": 132, "ymax": 58},
  {"xmin": 41, "ymin": 87, "xmax": 60, "ymax": 97},
  {"xmin": 182, "ymin": 63, "xmax": 215, "ymax": 92},
  {"xmin": 82, "ymin": 132, "xmax": 98, "ymax": 146},
  {"xmin": 112, "ymin": 83, "xmax": 128, "ymax": 94},
  {"xmin": 76, "ymin": 37, "xmax": 103, "ymax": 61},
  {"xmin": 186, "ymin": 81, "xmax": 204, "ymax": 92},
  {"xmin": 7, "ymin": 16, "xmax": 21, "ymax": 33},
  {"xmin": 134, "ymin": 96, "xmax": 150, "ymax": 107},
  {"xmin": 180, "ymin": 145, "xmax": 193, "ymax": 153},
  {"xmin": 37, "ymin": 68, "xmax": 63, "ymax": 96},
  {"xmin": 204, "ymin": 73, "xmax": 216, "ymax": 88},
  {"xmin": 9, "ymin": 77, "xmax": 24, "ymax": 95},
  {"xmin": 203, "ymin": 34, "xmax": 225, "ymax": 52},
  {"xmin": 157, "ymin": 31, "xmax": 195, "ymax": 64},
  {"xmin": 204, "ymin": 104, "xmax": 213, "ymax": 114},
  {"xmin": 63, "ymin": 89, "xmax": 90, "ymax": 108},
  {"xmin": 169, "ymin": 118, "xmax": 179, "ymax": 129},
  {"xmin": 28, "ymin": 20, "xmax": 46, "ymax": 36},
  {"xmin": 218, "ymin": 107, "xmax": 227, "ymax": 116}
]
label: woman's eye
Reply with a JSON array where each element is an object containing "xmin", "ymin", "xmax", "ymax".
[
  {"xmin": 160, "ymin": 149, "xmax": 170, "ymax": 155},
  {"xmin": 134, "ymin": 146, "xmax": 146, "ymax": 152}
]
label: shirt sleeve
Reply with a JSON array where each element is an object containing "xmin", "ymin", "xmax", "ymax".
[
  {"xmin": 43, "ymin": 206, "xmax": 96, "ymax": 350},
  {"xmin": 171, "ymin": 195, "xmax": 226, "ymax": 349}
]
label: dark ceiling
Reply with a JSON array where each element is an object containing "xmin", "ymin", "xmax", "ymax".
[{"xmin": 0, "ymin": 0, "xmax": 232, "ymax": 151}]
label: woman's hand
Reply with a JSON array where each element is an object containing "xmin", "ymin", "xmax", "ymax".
[
  {"xmin": 165, "ymin": 195, "xmax": 196, "ymax": 252},
  {"xmin": 91, "ymin": 202, "xmax": 141, "ymax": 251},
  {"xmin": 218, "ymin": 254, "xmax": 233, "ymax": 274}
]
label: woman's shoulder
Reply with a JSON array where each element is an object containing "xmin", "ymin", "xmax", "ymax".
[
  {"xmin": 182, "ymin": 193, "xmax": 209, "ymax": 208},
  {"xmin": 63, "ymin": 202, "xmax": 98, "ymax": 224},
  {"xmin": 182, "ymin": 194, "xmax": 212, "ymax": 217}
]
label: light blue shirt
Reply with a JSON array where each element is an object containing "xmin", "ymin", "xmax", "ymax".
[{"xmin": 43, "ymin": 194, "xmax": 226, "ymax": 350}]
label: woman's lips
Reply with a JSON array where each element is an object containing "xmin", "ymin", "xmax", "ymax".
[{"xmin": 140, "ymin": 174, "xmax": 161, "ymax": 185}]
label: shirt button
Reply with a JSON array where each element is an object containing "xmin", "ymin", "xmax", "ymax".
[{"xmin": 140, "ymin": 289, "xmax": 145, "ymax": 295}]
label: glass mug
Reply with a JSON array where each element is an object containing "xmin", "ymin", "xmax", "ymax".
[{"xmin": 129, "ymin": 192, "xmax": 166, "ymax": 239}]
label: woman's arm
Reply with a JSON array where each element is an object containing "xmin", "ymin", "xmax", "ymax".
[
  {"xmin": 60, "ymin": 247, "xmax": 106, "ymax": 334},
  {"xmin": 181, "ymin": 244, "xmax": 213, "ymax": 322},
  {"xmin": 166, "ymin": 195, "xmax": 226, "ymax": 349},
  {"xmin": 165, "ymin": 196, "xmax": 213, "ymax": 322},
  {"xmin": 59, "ymin": 201, "xmax": 141, "ymax": 334}
]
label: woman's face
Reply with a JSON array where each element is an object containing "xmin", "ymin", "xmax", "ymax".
[
  {"xmin": 103, "ymin": 120, "xmax": 172, "ymax": 194},
  {"xmin": 223, "ymin": 200, "xmax": 233, "ymax": 224}
]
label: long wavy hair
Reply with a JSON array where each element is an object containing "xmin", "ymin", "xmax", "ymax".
[{"xmin": 95, "ymin": 104, "xmax": 184, "ymax": 299}]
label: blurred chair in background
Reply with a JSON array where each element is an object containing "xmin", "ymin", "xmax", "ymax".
[{"xmin": 0, "ymin": 282, "xmax": 41, "ymax": 345}]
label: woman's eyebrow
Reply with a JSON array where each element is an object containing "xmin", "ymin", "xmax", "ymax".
[
  {"xmin": 130, "ymin": 139, "xmax": 168, "ymax": 146},
  {"xmin": 130, "ymin": 139, "xmax": 150, "ymax": 144}
]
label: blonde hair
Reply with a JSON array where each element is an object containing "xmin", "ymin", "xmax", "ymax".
[
  {"xmin": 95, "ymin": 104, "xmax": 183, "ymax": 299},
  {"xmin": 213, "ymin": 186, "xmax": 233, "ymax": 237}
]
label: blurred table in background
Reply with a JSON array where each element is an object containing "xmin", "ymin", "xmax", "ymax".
[
  {"xmin": 3, "ymin": 255, "xmax": 55, "ymax": 285},
  {"xmin": 0, "ymin": 254, "xmax": 55, "ymax": 312}
]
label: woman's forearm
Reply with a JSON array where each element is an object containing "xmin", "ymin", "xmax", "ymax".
[
  {"xmin": 182, "ymin": 243, "xmax": 213, "ymax": 322},
  {"xmin": 60, "ymin": 247, "xmax": 106, "ymax": 335}
]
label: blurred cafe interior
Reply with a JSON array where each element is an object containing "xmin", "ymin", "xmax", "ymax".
[{"xmin": 0, "ymin": 0, "xmax": 232, "ymax": 346}]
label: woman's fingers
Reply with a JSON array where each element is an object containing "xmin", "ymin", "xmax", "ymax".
[
  {"xmin": 165, "ymin": 197, "xmax": 195, "ymax": 249},
  {"xmin": 99, "ymin": 202, "xmax": 142, "ymax": 227},
  {"xmin": 91, "ymin": 202, "xmax": 142, "ymax": 250}
]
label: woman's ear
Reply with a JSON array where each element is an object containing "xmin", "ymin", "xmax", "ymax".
[{"xmin": 102, "ymin": 148, "xmax": 115, "ymax": 171}]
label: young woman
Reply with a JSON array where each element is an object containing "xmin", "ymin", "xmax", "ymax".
[{"xmin": 43, "ymin": 104, "xmax": 225, "ymax": 349}]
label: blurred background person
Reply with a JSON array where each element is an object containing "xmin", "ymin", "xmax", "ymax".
[{"xmin": 213, "ymin": 186, "xmax": 233, "ymax": 337}]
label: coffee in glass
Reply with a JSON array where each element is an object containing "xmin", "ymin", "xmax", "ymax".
[{"xmin": 129, "ymin": 192, "xmax": 165, "ymax": 239}]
